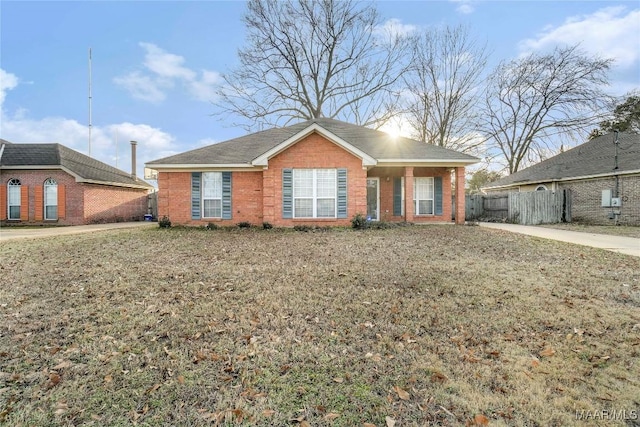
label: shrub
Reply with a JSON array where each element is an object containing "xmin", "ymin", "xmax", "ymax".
[
  {"xmin": 293, "ymin": 224, "xmax": 314, "ymax": 232},
  {"xmin": 262, "ymin": 222, "xmax": 273, "ymax": 230},
  {"xmin": 351, "ymin": 213, "xmax": 370, "ymax": 229},
  {"xmin": 206, "ymin": 222, "xmax": 219, "ymax": 230},
  {"xmin": 158, "ymin": 216, "xmax": 171, "ymax": 228},
  {"xmin": 237, "ymin": 221, "xmax": 252, "ymax": 229}
]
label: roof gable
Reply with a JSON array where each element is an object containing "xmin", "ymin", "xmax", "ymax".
[
  {"xmin": 485, "ymin": 132, "xmax": 640, "ymax": 189},
  {"xmin": 251, "ymin": 122, "xmax": 377, "ymax": 166}
]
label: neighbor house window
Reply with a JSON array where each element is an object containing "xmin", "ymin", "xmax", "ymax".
[
  {"xmin": 7, "ymin": 178, "xmax": 21, "ymax": 220},
  {"xmin": 536, "ymin": 185, "xmax": 548, "ymax": 191},
  {"xmin": 414, "ymin": 177, "xmax": 434, "ymax": 215},
  {"xmin": 44, "ymin": 178, "xmax": 58, "ymax": 220},
  {"xmin": 202, "ymin": 172, "xmax": 222, "ymax": 218},
  {"xmin": 293, "ymin": 169, "xmax": 336, "ymax": 218}
]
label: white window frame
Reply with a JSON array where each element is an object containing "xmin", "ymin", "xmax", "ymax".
[
  {"xmin": 7, "ymin": 178, "xmax": 21, "ymax": 220},
  {"xmin": 44, "ymin": 178, "xmax": 58, "ymax": 220},
  {"xmin": 293, "ymin": 169, "xmax": 337, "ymax": 218},
  {"xmin": 202, "ymin": 172, "xmax": 223, "ymax": 218},
  {"xmin": 414, "ymin": 177, "xmax": 434, "ymax": 215}
]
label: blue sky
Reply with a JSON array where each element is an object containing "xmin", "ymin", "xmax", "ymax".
[{"xmin": 1, "ymin": 1, "xmax": 639, "ymax": 179}]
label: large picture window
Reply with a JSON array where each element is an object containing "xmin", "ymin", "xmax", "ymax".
[
  {"xmin": 44, "ymin": 178, "xmax": 58, "ymax": 220},
  {"xmin": 202, "ymin": 172, "xmax": 222, "ymax": 218},
  {"xmin": 293, "ymin": 169, "xmax": 336, "ymax": 218},
  {"xmin": 7, "ymin": 178, "xmax": 21, "ymax": 220},
  {"xmin": 414, "ymin": 177, "xmax": 434, "ymax": 215}
]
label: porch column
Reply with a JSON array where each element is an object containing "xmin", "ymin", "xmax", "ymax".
[
  {"xmin": 404, "ymin": 166, "xmax": 414, "ymax": 222},
  {"xmin": 455, "ymin": 166, "xmax": 466, "ymax": 224}
]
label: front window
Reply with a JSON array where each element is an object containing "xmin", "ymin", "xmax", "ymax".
[
  {"xmin": 293, "ymin": 169, "xmax": 337, "ymax": 218},
  {"xmin": 202, "ymin": 172, "xmax": 222, "ymax": 218},
  {"xmin": 414, "ymin": 177, "xmax": 434, "ymax": 215},
  {"xmin": 44, "ymin": 178, "xmax": 58, "ymax": 220},
  {"xmin": 7, "ymin": 178, "xmax": 21, "ymax": 220}
]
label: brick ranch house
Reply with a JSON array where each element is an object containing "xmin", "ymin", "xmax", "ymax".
[
  {"xmin": 1, "ymin": 140, "xmax": 154, "ymax": 225},
  {"xmin": 146, "ymin": 118, "xmax": 479, "ymax": 227},
  {"xmin": 483, "ymin": 132, "xmax": 640, "ymax": 225}
]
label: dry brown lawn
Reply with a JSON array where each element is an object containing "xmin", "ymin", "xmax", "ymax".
[{"xmin": 1, "ymin": 225, "xmax": 638, "ymax": 426}]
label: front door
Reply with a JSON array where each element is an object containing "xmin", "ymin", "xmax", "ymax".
[{"xmin": 366, "ymin": 178, "xmax": 379, "ymax": 221}]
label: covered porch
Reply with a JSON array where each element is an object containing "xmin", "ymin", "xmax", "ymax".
[{"xmin": 365, "ymin": 166, "xmax": 466, "ymax": 224}]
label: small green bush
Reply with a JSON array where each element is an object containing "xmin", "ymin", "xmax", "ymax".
[
  {"xmin": 293, "ymin": 224, "xmax": 314, "ymax": 232},
  {"xmin": 206, "ymin": 222, "xmax": 219, "ymax": 230},
  {"xmin": 158, "ymin": 216, "xmax": 172, "ymax": 228},
  {"xmin": 237, "ymin": 221, "xmax": 252, "ymax": 229},
  {"xmin": 262, "ymin": 222, "xmax": 273, "ymax": 230}
]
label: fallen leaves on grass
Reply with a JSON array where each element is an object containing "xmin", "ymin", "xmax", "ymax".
[
  {"xmin": 539, "ymin": 347, "xmax": 556, "ymax": 358},
  {"xmin": 392, "ymin": 385, "xmax": 410, "ymax": 401}
]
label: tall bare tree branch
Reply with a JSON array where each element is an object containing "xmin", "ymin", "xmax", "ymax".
[
  {"xmin": 402, "ymin": 25, "xmax": 489, "ymax": 154},
  {"xmin": 481, "ymin": 45, "xmax": 613, "ymax": 173},
  {"xmin": 215, "ymin": 0, "xmax": 410, "ymax": 130}
]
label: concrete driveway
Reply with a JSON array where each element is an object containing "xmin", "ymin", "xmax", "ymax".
[
  {"xmin": 480, "ymin": 222, "xmax": 640, "ymax": 257},
  {"xmin": 0, "ymin": 221, "xmax": 156, "ymax": 242}
]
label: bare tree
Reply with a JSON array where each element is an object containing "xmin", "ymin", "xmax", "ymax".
[
  {"xmin": 215, "ymin": 0, "xmax": 409, "ymax": 130},
  {"xmin": 403, "ymin": 25, "xmax": 489, "ymax": 154},
  {"xmin": 481, "ymin": 45, "xmax": 613, "ymax": 174}
]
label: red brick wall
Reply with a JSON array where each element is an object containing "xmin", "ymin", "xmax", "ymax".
[
  {"xmin": 368, "ymin": 166, "xmax": 453, "ymax": 223},
  {"xmin": 265, "ymin": 132, "xmax": 367, "ymax": 227},
  {"xmin": 157, "ymin": 171, "xmax": 264, "ymax": 226},
  {"xmin": 0, "ymin": 169, "xmax": 149, "ymax": 225},
  {"xmin": 230, "ymin": 172, "xmax": 263, "ymax": 224},
  {"xmin": 83, "ymin": 184, "xmax": 149, "ymax": 223},
  {"xmin": 157, "ymin": 134, "xmax": 366, "ymax": 227},
  {"xmin": 0, "ymin": 170, "xmax": 83, "ymax": 225}
]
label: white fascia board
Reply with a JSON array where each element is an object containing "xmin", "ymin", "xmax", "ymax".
[
  {"xmin": 251, "ymin": 123, "xmax": 377, "ymax": 167},
  {"xmin": 145, "ymin": 163, "xmax": 256, "ymax": 171},
  {"xmin": 483, "ymin": 169, "xmax": 640, "ymax": 191},
  {"xmin": 376, "ymin": 159, "xmax": 479, "ymax": 166}
]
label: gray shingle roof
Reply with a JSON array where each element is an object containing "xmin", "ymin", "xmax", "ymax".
[
  {"xmin": 147, "ymin": 118, "xmax": 479, "ymax": 166},
  {"xmin": 484, "ymin": 132, "xmax": 640, "ymax": 189},
  {"xmin": 0, "ymin": 142, "xmax": 153, "ymax": 189}
]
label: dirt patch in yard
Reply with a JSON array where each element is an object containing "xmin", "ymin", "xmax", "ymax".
[{"xmin": 1, "ymin": 226, "xmax": 638, "ymax": 426}]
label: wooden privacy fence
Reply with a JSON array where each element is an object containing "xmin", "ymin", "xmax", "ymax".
[{"xmin": 466, "ymin": 190, "xmax": 572, "ymax": 225}]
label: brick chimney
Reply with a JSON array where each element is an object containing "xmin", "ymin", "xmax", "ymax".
[{"xmin": 130, "ymin": 140, "xmax": 137, "ymax": 180}]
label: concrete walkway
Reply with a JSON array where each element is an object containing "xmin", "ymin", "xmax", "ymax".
[
  {"xmin": 480, "ymin": 222, "xmax": 640, "ymax": 257},
  {"xmin": 0, "ymin": 221, "xmax": 156, "ymax": 242}
]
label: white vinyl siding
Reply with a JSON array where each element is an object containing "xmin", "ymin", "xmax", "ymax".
[
  {"xmin": 44, "ymin": 178, "xmax": 58, "ymax": 220},
  {"xmin": 202, "ymin": 172, "xmax": 222, "ymax": 218},
  {"xmin": 293, "ymin": 169, "xmax": 337, "ymax": 218},
  {"xmin": 414, "ymin": 177, "xmax": 434, "ymax": 215},
  {"xmin": 7, "ymin": 178, "xmax": 21, "ymax": 220}
]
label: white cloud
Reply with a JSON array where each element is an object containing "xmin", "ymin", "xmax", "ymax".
[
  {"xmin": 139, "ymin": 42, "xmax": 196, "ymax": 80},
  {"xmin": 450, "ymin": 0, "xmax": 476, "ymax": 14},
  {"xmin": 519, "ymin": 6, "xmax": 640, "ymax": 68},
  {"xmin": 189, "ymin": 70, "xmax": 222, "ymax": 102},
  {"xmin": 1, "ymin": 68, "xmax": 178, "ymax": 180},
  {"xmin": 114, "ymin": 42, "xmax": 220, "ymax": 104},
  {"xmin": 113, "ymin": 71, "xmax": 169, "ymax": 103},
  {"xmin": 375, "ymin": 18, "xmax": 418, "ymax": 40},
  {"xmin": 0, "ymin": 69, "xmax": 19, "ymax": 108}
]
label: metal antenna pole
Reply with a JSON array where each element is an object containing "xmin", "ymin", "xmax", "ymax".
[{"xmin": 88, "ymin": 47, "xmax": 93, "ymax": 158}]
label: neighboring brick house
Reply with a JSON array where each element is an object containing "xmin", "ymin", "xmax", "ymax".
[
  {"xmin": 483, "ymin": 132, "xmax": 640, "ymax": 225},
  {"xmin": 146, "ymin": 118, "xmax": 479, "ymax": 227},
  {"xmin": 0, "ymin": 140, "xmax": 154, "ymax": 226}
]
